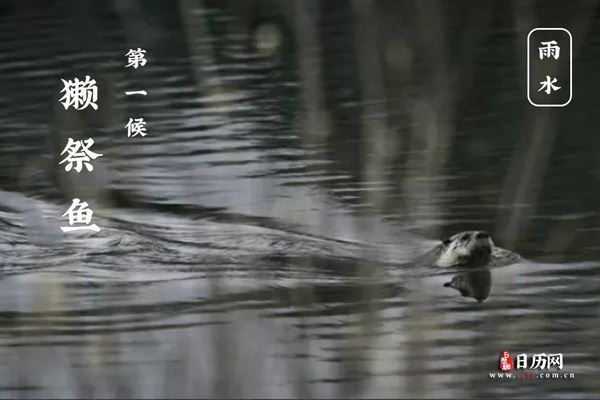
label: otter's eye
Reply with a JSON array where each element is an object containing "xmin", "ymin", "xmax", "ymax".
[
  {"xmin": 475, "ymin": 231, "xmax": 489, "ymax": 240},
  {"xmin": 442, "ymin": 239, "xmax": 451, "ymax": 246},
  {"xmin": 461, "ymin": 234, "xmax": 470, "ymax": 242}
]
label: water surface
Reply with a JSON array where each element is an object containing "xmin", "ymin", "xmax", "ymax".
[{"xmin": 0, "ymin": 1, "xmax": 599, "ymax": 398}]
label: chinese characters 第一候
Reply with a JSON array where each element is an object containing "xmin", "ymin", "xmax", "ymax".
[{"xmin": 124, "ymin": 48, "xmax": 149, "ymax": 138}]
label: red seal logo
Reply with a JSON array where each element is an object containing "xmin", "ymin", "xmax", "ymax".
[{"xmin": 499, "ymin": 351, "xmax": 514, "ymax": 371}]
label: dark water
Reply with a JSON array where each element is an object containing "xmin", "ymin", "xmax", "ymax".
[{"xmin": 1, "ymin": 1, "xmax": 600, "ymax": 398}]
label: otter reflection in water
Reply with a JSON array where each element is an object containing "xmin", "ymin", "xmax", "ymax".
[
  {"xmin": 444, "ymin": 268, "xmax": 492, "ymax": 302},
  {"xmin": 415, "ymin": 230, "xmax": 520, "ymax": 302}
]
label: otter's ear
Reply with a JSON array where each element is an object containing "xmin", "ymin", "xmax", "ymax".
[{"xmin": 442, "ymin": 238, "xmax": 452, "ymax": 246}]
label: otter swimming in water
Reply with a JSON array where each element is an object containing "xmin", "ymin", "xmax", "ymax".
[
  {"xmin": 415, "ymin": 230, "xmax": 520, "ymax": 268},
  {"xmin": 413, "ymin": 230, "xmax": 520, "ymax": 302}
]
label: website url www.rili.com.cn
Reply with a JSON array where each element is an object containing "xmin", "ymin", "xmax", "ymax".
[{"xmin": 489, "ymin": 372, "xmax": 575, "ymax": 380}]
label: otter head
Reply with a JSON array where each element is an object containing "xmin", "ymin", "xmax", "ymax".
[{"xmin": 436, "ymin": 231, "xmax": 493, "ymax": 267}]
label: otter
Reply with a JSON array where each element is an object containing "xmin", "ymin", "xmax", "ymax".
[
  {"xmin": 411, "ymin": 230, "xmax": 521, "ymax": 302},
  {"xmin": 438, "ymin": 230, "xmax": 493, "ymax": 267},
  {"xmin": 415, "ymin": 230, "xmax": 520, "ymax": 268}
]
